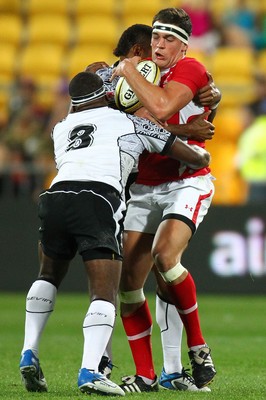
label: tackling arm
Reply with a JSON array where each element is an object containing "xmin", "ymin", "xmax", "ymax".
[
  {"xmin": 167, "ymin": 111, "xmax": 215, "ymax": 141},
  {"xmin": 165, "ymin": 138, "xmax": 211, "ymax": 169},
  {"xmin": 193, "ymin": 72, "xmax": 221, "ymax": 123}
]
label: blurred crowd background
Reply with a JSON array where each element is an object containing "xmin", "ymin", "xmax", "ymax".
[{"xmin": 1, "ymin": 0, "xmax": 266, "ymax": 204}]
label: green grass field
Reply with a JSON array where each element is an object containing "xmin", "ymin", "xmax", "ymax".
[{"xmin": 1, "ymin": 292, "xmax": 265, "ymax": 399}]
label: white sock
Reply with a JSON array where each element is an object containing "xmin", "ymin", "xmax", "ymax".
[
  {"xmin": 103, "ymin": 334, "xmax": 113, "ymax": 360},
  {"xmin": 81, "ymin": 300, "xmax": 115, "ymax": 372},
  {"xmin": 156, "ymin": 294, "xmax": 183, "ymax": 374},
  {"xmin": 22, "ymin": 280, "xmax": 57, "ymax": 357},
  {"xmin": 103, "ymin": 293, "xmax": 120, "ymax": 361}
]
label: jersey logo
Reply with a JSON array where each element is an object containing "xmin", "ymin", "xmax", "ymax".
[{"xmin": 66, "ymin": 124, "xmax": 96, "ymax": 152}]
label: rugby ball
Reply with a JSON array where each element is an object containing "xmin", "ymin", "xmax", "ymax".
[{"xmin": 115, "ymin": 60, "xmax": 160, "ymax": 113}]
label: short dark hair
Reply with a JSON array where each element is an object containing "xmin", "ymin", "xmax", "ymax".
[
  {"xmin": 152, "ymin": 8, "xmax": 192, "ymax": 37},
  {"xmin": 113, "ymin": 24, "xmax": 152, "ymax": 57},
  {"xmin": 69, "ymin": 71, "xmax": 104, "ymax": 98}
]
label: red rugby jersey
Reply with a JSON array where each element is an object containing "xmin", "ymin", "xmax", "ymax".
[{"xmin": 136, "ymin": 57, "xmax": 211, "ymax": 186}]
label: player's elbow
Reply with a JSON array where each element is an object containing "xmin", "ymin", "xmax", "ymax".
[
  {"xmin": 188, "ymin": 146, "xmax": 211, "ymax": 169},
  {"xmin": 200, "ymin": 151, "xmax": 211, "ymax": 168},
  {"xmin": 195, "ymin": 149, "xmax": 211, "ymax": 168}
]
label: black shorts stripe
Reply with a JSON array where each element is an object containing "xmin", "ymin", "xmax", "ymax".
[{"xmin": 161, "ymin": 213, "xmax": 196, "ymax": 235}]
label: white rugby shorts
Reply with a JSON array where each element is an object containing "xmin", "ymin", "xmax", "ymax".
[{"xmin": 124, "ymin": 175, "xmax": 215, "ymax": 234}]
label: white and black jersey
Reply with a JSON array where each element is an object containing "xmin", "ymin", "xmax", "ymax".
[
  {"xmin": 96, "ymin": 66, "xmax": 118, "ymax": 108},
  {"xmin": 50, "ymin": 106, "xmax": 175, "ymax": 197}
]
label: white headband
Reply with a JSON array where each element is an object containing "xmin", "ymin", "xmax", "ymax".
[
  {"xmin": 71, "ymin": 85, "xmax": 106, "ymax": 105},
  {"xmin": 152, "ymin": 21, "xmax": 189, "ymax": 44}
]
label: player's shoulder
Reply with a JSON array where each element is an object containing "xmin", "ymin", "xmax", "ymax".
[
  {"xmin": 179, "ymin": 56, "xmax": 206, "ymax": 71},
  {"xmin": 96, "ymin": 66, "xmax": 112, "ymax": 77},
  {"xmin": 53, "ymin": 114, "xmax": 69, "ymax": 130}
]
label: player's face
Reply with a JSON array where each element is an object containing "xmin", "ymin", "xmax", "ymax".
[
  {"xmin": 151, "ymin": 31, "xmax": 187, "ymax": 70},
  {"xmin": 120, "ymin": 44, "xmax": 151, "ymax": 61}
]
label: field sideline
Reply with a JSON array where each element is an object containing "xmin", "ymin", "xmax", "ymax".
[{"xmin": 1, "ymin": 292, "xmax": 265, "ymax": 399}]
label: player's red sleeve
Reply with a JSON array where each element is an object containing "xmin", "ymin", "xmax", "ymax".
[{"xmin": 171, "ymin": 57, "xmax": 208, "ymax": 95}]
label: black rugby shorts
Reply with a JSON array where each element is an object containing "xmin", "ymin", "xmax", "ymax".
[{"xmin": 38, "ymin": 181, "xmax": 124, "ymax": 261}]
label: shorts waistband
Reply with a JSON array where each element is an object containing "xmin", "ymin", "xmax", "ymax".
[{"xmin": 49, "ymin": 181, "xmax": 120, "ymax": 197}]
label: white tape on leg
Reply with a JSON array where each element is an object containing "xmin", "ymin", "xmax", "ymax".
[
  {"xmin": 159, "ymin": 262, "xmax": 187, "ymax": 283},
  {"xmin": 119, "ymin": 288, "xmax": 145, "ymax": 304}
]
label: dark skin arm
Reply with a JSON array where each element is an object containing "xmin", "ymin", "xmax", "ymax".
[
  {"xmin": 166, "ymin": 138, "xmax": 211, "ymax": 170},
  {"xmin": 194, "ymin": 72, "xmax": 221, "ymax": 123},
  {"xmin": 167, "ymin": 111, "xmax": 215, "ymax": 142},
  {"xmin": 135, "ymin": 72, "xmax": 220, "ymax": 141},
  {"xmin": 135, "ymin": 108, "xmax": 215, "ymax": 142},
  {"xmin": 168, "ymin": 72, "xmax": 221, "ymax": 139}
]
